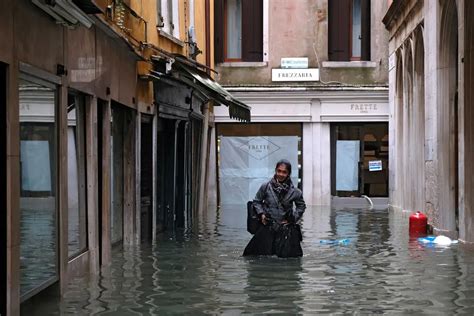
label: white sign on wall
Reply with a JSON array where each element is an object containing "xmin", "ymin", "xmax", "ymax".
[
  {"xmin": 369, "ymin": 160, "xmax": 383, "ymax": 172},
  {"xmin": 389, "ymin": 53, "xmax": 396, "ymax": 71},
  {"xmin": 272, "ymin": 68, "xmax": 320, "ymax": 82},
  {"xmin": 281, "ymin": 57, "xmax": 309, "ymax": 69}
]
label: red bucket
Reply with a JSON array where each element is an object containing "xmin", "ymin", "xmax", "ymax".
[{"xmin": 409, "ymin": 211, "xmax": 427, "ymax": 235}]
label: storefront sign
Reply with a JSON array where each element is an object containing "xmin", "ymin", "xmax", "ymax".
[
  {"xmin": 272, "ymin": 68, "xmax": 320, "ymax": 82},
  {"xmin": 320, "ymin": 102, "xmax": 389, "ymax": 122},
  {"xmin": 350, "ymin": 103, "xmax": 378, "ymax": 113},
  {"xmin": 389, "ymin": 53, "xmax": 396, "ymax": 71},
  {"xmin": 281, "ymin": 57, "xmax": 308, "ymax": 69},
  {"xmin": 239, "ymin": 137, "xmax": 281, "ymax": 160},
  {"xmin": 369, "ymin": 160, "xmax": 383, "ymax": 172}
]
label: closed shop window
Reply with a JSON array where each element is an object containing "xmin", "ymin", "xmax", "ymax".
[
  {"xmin": 331, "ymin": 123, "xmax": 389, "ymax": 197},
  {"xmin": 216, "ymin": 123, "xmax": 302, "ymax": 204}
]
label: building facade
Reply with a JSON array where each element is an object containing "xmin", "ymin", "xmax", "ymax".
[
  {"xmin": 383, "ymin": 0, "xmax": 474, "ymax": 243},
  {"xmin": 211, "ymin": 0, "xmax": 389, "ymax": 207},
  {"xmin": 1, "ymin": 0, "xmax": 249, "ymax": 314}
]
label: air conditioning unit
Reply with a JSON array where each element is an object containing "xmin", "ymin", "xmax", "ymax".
[{"xmin": 32, "ymin": 0, "xmax": 94, "ymax": 28}]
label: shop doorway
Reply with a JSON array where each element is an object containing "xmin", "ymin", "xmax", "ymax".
[
  {"xmin": 110, "ymin": 102, "xmax": 136, "ymax": 246},
  {"xmin": 19, "ymin": 73, "xmax": 59, "ymax": 301},
  {"xmin": 97, "ymin": 99, "xmax": 106, "ymax": 265},
  {"xmin": 331, "ymin": 123, "xmax": 389, "ymax": 198},
  {"xmin": 156, "ymin": 118, "xmax": 194, "ymax": 232},
  {"xmin": 216, "ymin": 123, "xmax": 303, "ymax": 205},
  {"xmin": 0, "ymin": 62, "xmax": 7, "ymax": 315},
  {"xmin": 140, "ymin": 115, "xmax": 153, "ymax": 241},
  {"xmin": 156, "ymin": 118, "xmax": 176, "ymax": 232},
  {"xmin": 66, "ymin": 92, "xmax": 88, "ymax": 260}
]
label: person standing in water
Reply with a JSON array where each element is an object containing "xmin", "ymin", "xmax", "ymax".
[{"xmin": 243, "ymin": 159, "xmax": 306, "ymax": 257}]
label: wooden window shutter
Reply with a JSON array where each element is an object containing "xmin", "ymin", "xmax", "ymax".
[
  {"xmin": 214, "ymin": 0, "xmax": 225, "ymax": 63},
  {"xmin": 361, "ymin": 0, "xmax": 371, "ymax": 61},
  {"xmin": 328, "ymin": 0, "xmax": 351, "ymax": 61},
  {"xmin": 242, "ymin": 0, "xmax": 263, "ymax": 62}
]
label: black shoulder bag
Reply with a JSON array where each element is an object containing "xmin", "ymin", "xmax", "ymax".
[
  {"xmin": 246, "ymin": 201, "xmax": 260, "ymax": 234},
  {"xmin": 247, "ymin": 182, "xmax": 270, "ymax": 234}
]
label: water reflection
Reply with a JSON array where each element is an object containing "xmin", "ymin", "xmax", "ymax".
[
  {"xmin": 243, "ymin": 257, "xmax": 303, "ymax": 314},
  {"xmin": 21, "ymin": 206, "xmax": 474, "ymax": 315},
  {"xmin": 19, "ymin": 79, "xmax": 58, "ymax": 299}
]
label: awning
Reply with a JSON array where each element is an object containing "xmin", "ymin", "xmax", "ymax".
[
  {"xmin": 150, "ymin": 54, "xmax": 251, "ymax": 122},
  {"xmin": 72, "ymin": 0, "xmax": 103, "ymax": 14}
]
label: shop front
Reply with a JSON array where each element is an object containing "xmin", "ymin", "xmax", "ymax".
[
  {"xmin": 330, "ymin": 123, "xmax": 389, "ymax": 198},
  {"xmin": 320, "ymin": 97, "xmax": 390, "ymax": 207},
  {"xmin": 212, "ymin": 87, "xmax": 389, "ymax": 207},
  {"xmin": 150, "ymin": 55, "xmax": 251, "ymax": 233},
  {"xmin": 216, "ymin": 123, "xmax": 303, "ymax": 205}
]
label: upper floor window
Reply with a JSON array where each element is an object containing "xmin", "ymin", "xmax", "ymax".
[
  {"xmin": 328, "ymin": 0, "xmax": 371, "ymax": 61},
  {"xmin": 158, "ymin": 0, "xmax": 180, "ymax": 39},
  {"xmin": 215, "ymin": 0, "xmax": 263, "ymax": 63}
]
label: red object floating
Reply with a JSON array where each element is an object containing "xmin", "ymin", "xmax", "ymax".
[{"xmin": 409, "ymin": 211, "xmax": 428, "ymax": 235}]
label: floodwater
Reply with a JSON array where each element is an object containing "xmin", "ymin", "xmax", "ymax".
[{"xmin": 22, "ymin": 206, "xmax": 474, "ymax": 315}]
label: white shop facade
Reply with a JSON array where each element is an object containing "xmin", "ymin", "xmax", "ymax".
[{"xmin": 211, "ymin": 86, "xmax": 389, "ymax": 207}]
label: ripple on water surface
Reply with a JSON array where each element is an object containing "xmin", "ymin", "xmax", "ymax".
[{"xmin": 21, "ymin": 206, "xmax": 474, "ymax": 315}]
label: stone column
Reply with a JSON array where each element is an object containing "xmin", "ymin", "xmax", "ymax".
[{"xmin": 424, "ymin": 0, "xmax": 441, "ymax": 228}]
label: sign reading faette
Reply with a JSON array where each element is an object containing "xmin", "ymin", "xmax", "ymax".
[
  {"xmin": 272, "ymin": 68, "xmax": 320, "ymax": 82},
  {"xmin": 350, "ymin": 103, "xmax": 378, "ymax": 113},
  {"xmin": 239, "ymin": 137, "xmax": 281, "ymax": 160}
]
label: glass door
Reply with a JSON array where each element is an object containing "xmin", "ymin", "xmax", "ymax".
[
  {"xmin": 331, "ymin": 123, "xmax": 389, "ymax": 197},
  {"xmin": 19, "ymin": 76, "xmax": 58, "ymax": 300}
]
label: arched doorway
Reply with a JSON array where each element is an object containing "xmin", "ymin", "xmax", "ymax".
[
  {"xmin": 403, "ymin": 42, "xmax": 414, "ymax": 210},
  {"xmin": 413, "ymin": 28, "xmax": 426, "ymax": 212},
  {"xmin": 395, "ymin": 52, "xmax": 404, "ymax": 207},
  {"xmin": 438, "ymin": 0, "xmax": 459, "ymax": 234}
]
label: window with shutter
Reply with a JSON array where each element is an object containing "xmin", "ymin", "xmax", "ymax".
[
  {"xmin": 226, "ymin": 0, "xmax": 242, "ymax": 60},
  {"xmin": 214, "ymin": 0, "xmax": 225, "ymax": 63},
  {"xmin": 160, "ymin": 0, "xmax": 180, "ymax": 39},
  {"xmin": 214, "ymin": 0, "xmax": 263, "ymax": 63},
  {"xmin": 360, "ymin": 0, "xmax": 371, "ymax": 61},
  {"xmin": 328, "ymin": 0, "xmax": 370, "ymax": 62}
]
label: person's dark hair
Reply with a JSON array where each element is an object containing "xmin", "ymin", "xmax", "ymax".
[{"xmin": 275, "ymin": 159, "xmax": 292, "ymax": 175}]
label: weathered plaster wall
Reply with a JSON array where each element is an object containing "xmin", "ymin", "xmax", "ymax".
[{"xmin": 216, "ymin": 0, "xmax": 388, "ymax": 86}]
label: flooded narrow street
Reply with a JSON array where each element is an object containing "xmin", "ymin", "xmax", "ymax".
[{"xmin": 22, "ymin": 206, "xmax": 474, "ymax": 315}]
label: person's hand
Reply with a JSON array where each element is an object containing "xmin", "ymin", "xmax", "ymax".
[
  {"xmin": 261, "ymin": 214, "xmax": 267, "ymax": 225},
  {"xmin": 281, "ymin": 219, "xmax": 288, "ymax": 225}
]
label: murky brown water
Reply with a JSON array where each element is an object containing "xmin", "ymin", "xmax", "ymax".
[{"xmin": 21, "ymin": 206, "xmax": 474, "ymax": 315}]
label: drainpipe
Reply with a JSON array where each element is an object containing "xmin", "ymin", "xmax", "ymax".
[
  {"xmin": 205, "ymin": 0, "xmax": 211, "ymax": 74},
  {"xmin": 197, "ymin": 0, "xmax": 212, "ymax": 215}
]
